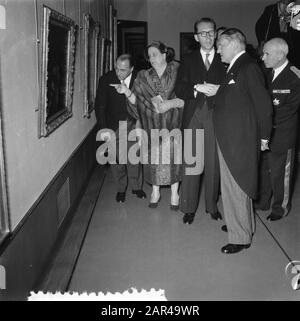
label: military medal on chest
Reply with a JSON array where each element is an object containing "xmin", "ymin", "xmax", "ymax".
[{"xmin": 273, "ymin": 98, "xmax": 280, "ymax": 106}]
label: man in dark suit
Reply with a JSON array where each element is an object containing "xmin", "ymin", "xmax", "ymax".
[
  {"xmin": 95, "ymin": 54, "xmax": 146, "ymax": 203},
  {"xmin": 256, "ymin": 38, "xmax": 300, "ymax": 221},
  {"xmin": 255, "ymin": 0, "xmax": 300, "ymax": 68},
  {"xmin": 215, "ymin": 29, "xmax": 273, "ymax": 254},
  {"xmin": 175, "ymin": 17, "xmax": 227, "ymax": 224}
]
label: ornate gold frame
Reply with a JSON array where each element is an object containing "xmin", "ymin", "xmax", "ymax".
[{"xmin": 38, "ymin": 6, "xmax": 76, "ymax": 137}]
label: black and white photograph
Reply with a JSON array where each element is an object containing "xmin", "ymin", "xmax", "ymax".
[{"xmin": 1, "ymin": 0, "xmax": 300, "ymax": 305}]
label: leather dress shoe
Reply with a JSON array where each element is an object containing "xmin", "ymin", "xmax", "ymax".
[
  {"xmin": 132, "ymin": 189, "xmax": 146, "ymax": 199},
  {"xmin": 116, "ymin": 192, "xmax": 126, "ymax": 203},
  {"xmin": 221, "ymin": 243, "xmax": 251, "ymax": 254},
  {"xmin": 206, "ymin": 211, "xmax": 222, "ymax": 220},
  {"xmin": 170, "ymin": 204, "xmax": 179, "ymax": 211},
  {"xmin": 148, "ymin": 195, "xmax": 161, "ymax": 208},
  {"xmin": 221, "ymin": 225, "xmax": 228, "ymax": 232},
  {"xmin": 183, "ymin": 213, "xmax": 195, "ymax": 224},
  {"xmin": 267, "ymin": 213, "xmax": 283, "ymax": 221}
]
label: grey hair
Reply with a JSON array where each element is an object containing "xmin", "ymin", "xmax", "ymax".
[{"xmin": 220, "ymin": 28, "xmax": 247, "ymax": 50}]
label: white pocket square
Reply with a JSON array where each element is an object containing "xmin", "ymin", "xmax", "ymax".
[{"xmin": 228, "ymin": 79, "xmax": 235, "ymax": 84}]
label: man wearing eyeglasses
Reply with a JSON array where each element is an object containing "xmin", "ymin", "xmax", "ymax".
[{"xmin": 175, "ymin": 17, "xmax": 226, "ymax": 225}]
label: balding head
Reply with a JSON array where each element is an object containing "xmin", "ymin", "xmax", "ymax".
[
  {"xmin": 262, "ymin": 38, "xmax": 289, "ymax": 69},
  {"xmin": 265, "ymin": 38, "xmax": 289, "ymax": 55}
]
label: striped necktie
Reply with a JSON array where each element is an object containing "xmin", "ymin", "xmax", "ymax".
[{"xmin": 204, "ymin": 53, "xmax": 211, "ymax": 71}]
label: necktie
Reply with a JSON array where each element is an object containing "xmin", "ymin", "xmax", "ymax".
[
  {"xmin": 204, "ymin": 53, "xmax": 211, "ymax": 71},
  {"xmin": 271, "ymin": 69, "xmax": 275, "ymax": 82}
]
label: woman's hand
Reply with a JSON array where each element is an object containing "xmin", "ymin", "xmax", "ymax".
[{"xmin": 156, "ymin": 100, "xmax": 172, "ymax": 113}]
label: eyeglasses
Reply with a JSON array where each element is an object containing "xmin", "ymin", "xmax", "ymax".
[{"xmin": 196, "ymin": 30, "xmax": 215, "ymax": 37}]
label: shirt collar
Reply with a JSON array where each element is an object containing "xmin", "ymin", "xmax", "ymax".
[
  {"xmin": 122, "ymin": 72, "xmax": 132, "ymax": 86},
  {"xmin": 227, "ymin": 50, "xmax": 246, "ymax": 72},
  {"xmin": 200, "ymin": 47, "xmax": 215, "ymax": 62},
  {"xmin": 273, "ymin": 60, "xmax": 288, "ymax": 81}
]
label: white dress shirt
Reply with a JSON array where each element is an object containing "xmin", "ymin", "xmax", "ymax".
[
  {"xmin": 272, "ymin": 60, "xmax": 288, "ymax": 82},
  {"xmin": 122, "ymin": 72, "xmax": 132, "ymax": 88},
  {"xmin": 194, "ymin": 48, "xmax": 215, "ymax": 97},
  {"xmin": 227, "ymin": 50, "xmax": 246, "ymax": 73},
  {"xmin": 200, "ymin": 47, "xmax": 215, "ymax": 65}
]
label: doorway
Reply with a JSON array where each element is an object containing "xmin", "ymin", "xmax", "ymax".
[{"xmin": 117, "ymin": 20, "xmax": 148, "ymax": 71}]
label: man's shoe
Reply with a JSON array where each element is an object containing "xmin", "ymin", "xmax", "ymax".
[
  {"xmin": 183, "ymin": 213, "xmax": 195, "ymax": 224},
  {"xmin": 267, "ymin": 213, "xmax": 283, "ymax": 221},
  {"xmin": 206, "ymin": 211, "xmax": 222, "ymax": 220},
  {"xmin": 132, "ymin": 189, "xmax": 146, "ymax": 199},
  {"xmin": 221, "ymin": 225, "xmax": 228, "ymax": 232},
  {"xmin": 221, "ymin": 243, "xmax": 250, "ymax": 254},
  {"xmin": 116, "ymin": 192, "xmax": 126, "ymax": 203}
]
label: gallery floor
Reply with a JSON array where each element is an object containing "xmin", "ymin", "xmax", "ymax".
[{"xmin": 62, "ymin": 166, "xmax": 300, "ymax": 300}]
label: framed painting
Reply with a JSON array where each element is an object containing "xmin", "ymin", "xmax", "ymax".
[
  {"xmin": 83, "ymin": 14, "xmax": 100, "ymax": 117},
  {"xmin": 180, "ymin": 32, "xmax": 199, "ymax": 61},
  {"xmin": 0, "ymin": 76, "xmax": 9, "ymax": 245},
  {"xmin": 102, "ymin": 38, "xmax": 112, "ymax": 75},
  {"xmin": 106, "ymin": 4, "xmax": 117, "ymax": 70},
  {"xmin": 38, "ymin": 6, "xmax": 77, "ymax": 137},
  {"xmin": 99, "ymin": 37, "xmax": 105, "ymax": 77},
  {"xmin": 113, "ymin": 10, "xmax": 118, "ymax": 63}
]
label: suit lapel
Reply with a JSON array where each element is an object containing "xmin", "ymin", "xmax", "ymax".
[
  {"xmin": 129, "ymin": 70, "xmax": 137, "ymax": 89},
  {"xmin": 112, "ymin": 71, "xmax": 120, "ymax": 84},
  {"xmin": 271, "ymin": 63, "xmax": 290, "ymax": 88},
  {"xmin": 218, "ymin": 53, "xmax": 248, "ymax": 93},
  {"xmin": 195, "ymin": 51, "xmax": 206, "ymax": 74}
]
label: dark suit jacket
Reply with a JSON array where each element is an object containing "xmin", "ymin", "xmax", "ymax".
[
  {"xmin": 214, "ymin": 53, "xmax": 273, "ymax": 199},
  {"xmin": 175, "ymin": 50, "xmax": 226, "ymax": 129},
  {"xmin": 255, "ymin": 3, "xmax": 300, "ymax": 68},
  {"xmin": 94, "ymin": 69, "xmax": 137, "ymax": 131},
  {"xmin": 268, "ymin": 63, "xmax": 300, "ymax": 152}
]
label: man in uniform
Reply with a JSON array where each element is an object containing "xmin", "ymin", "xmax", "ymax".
[{"xmin": 257, "ymin": 38, "xmax": 300, "ymax": 221}]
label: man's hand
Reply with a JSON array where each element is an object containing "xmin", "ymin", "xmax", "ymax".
[
  {"xmin": 110, "ymin": 83, "xmax": 130, "ymax": 96},
  {"xmin": 261, "ymin": 139, "xmax": 269, "ymax": 151},
  {"xmin": 99, "ymin": 131, "xmax": 111, "ymax": 142},
  {"xmin": 195, "ymin": 83, "xmax": 220, "ymax": 97}
]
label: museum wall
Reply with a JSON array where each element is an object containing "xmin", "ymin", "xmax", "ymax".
[
  {"xmin": 115, "ymin": 0, "xmax": 274, "ymax": 60},
  {"xmin": 0, "ymin": 0, "xmax": 109, "ymax": 229}
]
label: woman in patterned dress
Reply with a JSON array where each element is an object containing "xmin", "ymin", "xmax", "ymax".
[{"xmin": 115, "ymin": 41, "xmax": 184, "ymax": 209}]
